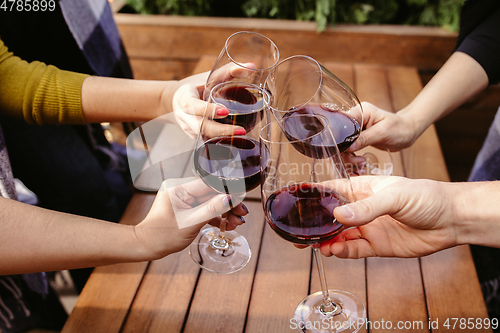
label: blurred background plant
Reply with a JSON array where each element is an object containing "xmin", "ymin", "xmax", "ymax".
[{"xmin": 123, "ymin": 0, "xmax": 464, "ymax": 32}]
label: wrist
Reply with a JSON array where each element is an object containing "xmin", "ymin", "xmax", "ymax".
[
  {"xmin": 132, "ymin": 223, "xmax": 176, "ymax": 261},
  {"xmin": 397, "ymin": 105, "xmax": 431, "ymax": 143},
  {"xmin": 452, "ymin": 182, "xmax": 500, "ymax": 247},
  {"xmin": 159, "ymin": 80, "xmax": 183, "ymax": 116}
]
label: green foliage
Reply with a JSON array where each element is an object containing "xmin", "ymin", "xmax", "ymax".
[
  {"xmin": 125, "ymin": 0, "xmax": 211, "ymax": 16},
  {"xmin": 125, "ymin": 0, "xmax": 464, "ymax": 32}
]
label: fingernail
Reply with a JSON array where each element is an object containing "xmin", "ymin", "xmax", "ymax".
[
  {"xmin": 337, "ymin": 205, "xmax": 354, "ymax": 219},
  {"xmin": 241, "ymin": 203, "xmax": 249, "ymax": 214},
  {"xmin": 237, "ymin": 215, "xmax": 246, "ymax": 223},
  {"xmin": 234, "ymin": 128, "xmax": 246, "ymax": 135},
  {"xmin": 216, "ymin": 108, "xmax": 229, "ymax": 116},
  {"xmin": 223, "ymin": 195, "xmax": 234, "ymax": 208}
]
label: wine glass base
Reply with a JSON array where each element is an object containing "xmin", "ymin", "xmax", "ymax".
[
  {"xmin": 358, "ymin": 147, "xmax": 394, "ymax": 176},
  {"xmin": 293, "ymin": 290, "xmax": 365, "ymax": 333},
  {"xmin": 189, "ymin": 226, "xmax": 251, "ymax": 274}
]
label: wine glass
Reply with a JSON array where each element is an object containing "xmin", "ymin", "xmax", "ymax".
[
  {"xmin": 260, "ymin": 113, "xmax": 366, "ymax": 333},
  {"xmin": 203, "ymin": 31, "xmax": 280, "ymax": 100},
  {"xmin": 189, "ymin": 80, "xmax": 270, "ymax": 274},
  {"xmin": 265, "ymin": 55, "xmax": 394, "ymax": 176},
  {"xmin": 265, "ymin": 55, "xmax": 363, "ymax": 152}
]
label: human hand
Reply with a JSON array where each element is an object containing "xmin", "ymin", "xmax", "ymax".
[
  {"xmin": 172, "ymin": 68, "xmax": 250, "ymax": 139},
  {"xmin": 348, "ymin": 102, "xmax": 419, "ymax": 152},
  {"xmin": 319, "ymin": 176, "xmax": 459, "ymax": 259},
  {"xmin": 134, "ymin": 179, "xmax": 248, "ymax": 259}
]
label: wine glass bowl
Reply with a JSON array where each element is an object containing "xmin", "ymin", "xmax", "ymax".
[
  {"xmin": 204, "ymin": 31, "xmax": 280, "ymax": 100},
  {"xmin": 265, "ymin": 55, "xmax": 363, "ymax": 154},
  {"xmin": 189, "ymin": 81, "xmax": 269, "ymax": 274},
  {"xmin": 260, "ymin": 114, "xmax": 365, "ymax": 332}
]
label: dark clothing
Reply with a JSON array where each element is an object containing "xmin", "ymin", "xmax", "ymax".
[
  {"xmin": 456, "ymin": 0, "xmax": 500, "ymax": 85},
  {"xmin": 456, "ymin": 0, "xmax": 500, "ymax": 327},
  {"xmin": 0, "ymin": 1, "xmax": 134, "ymax": 332}
]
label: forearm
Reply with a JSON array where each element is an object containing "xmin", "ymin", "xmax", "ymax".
[
  {"xmin": 81, "ymin": 76, "xmax": 182, "ymax": 123},
  {"xmin": 452, "ymin": 181, "xmax": 500, "ymax": 248},
  {"xmin": 0, "ymin": 197, "xmax": 149, "ymax": 275},
  {"xmin": 399, "ymin": 52, "xmax": 489, "ymax": 137}
]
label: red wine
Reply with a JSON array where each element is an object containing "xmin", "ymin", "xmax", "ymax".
[
  {"xmin": 265, "ymin": 183, "xmax": 346, "ymax": 245},
  {"xmin": 194, "ymin": 136, "xmax": 261, "ymax": 194},
  {"xmin": 213, "ymin": 84, "xmax": 265, "ymax": 132},
  {"xmin": 284, "ymin": 104, "xmax": 360, "ymax": 153}
]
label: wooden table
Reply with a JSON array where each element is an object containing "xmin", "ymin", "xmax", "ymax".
[{"xmin": 62, "ymin": 58, "xmax": 491, "ymax": 333}]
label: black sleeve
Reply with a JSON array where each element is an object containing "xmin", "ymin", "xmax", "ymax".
[{"xmin": 456, "ymin": 2, "xmax": 500, "ymax": 85}]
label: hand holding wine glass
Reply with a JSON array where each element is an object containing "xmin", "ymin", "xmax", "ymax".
[
  {"xmin": 346, "ymin": 101, "xmax": 420, "ymax": 152},
  {"xmin": 260, "ymin": 113, "xmax": 365, "ymax": 333},
  {"xmin": 189, "ymin": 81, "xmax": 269, "ymax": 274},
  {"xmin": 134, "ymin": 178, "xmax": 248, "ymax": 259},
  {"xmin": 318, "ymin": 175, "xmax": 459, "ymax": 260}
]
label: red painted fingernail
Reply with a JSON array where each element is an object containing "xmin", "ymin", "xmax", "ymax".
[
  {"xmin": 234, "ymin": 128, "xmax": 246, "ymax": 135},
  {"xmin": 216, "ymin": 108, "xmax": 229, "ymax": 116}
]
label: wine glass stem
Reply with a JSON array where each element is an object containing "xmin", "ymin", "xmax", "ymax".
[
  {"xmin": 313, "ymin": 247, "xmax": 340, "ymax": 315},
  {"xmin": 212, "ymin": 215, "xmax": 229, "ymax": 251}
]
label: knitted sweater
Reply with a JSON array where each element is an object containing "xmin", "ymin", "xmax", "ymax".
[{"xmin": 0, "ymin": 38, "xmax": 88, "ymax": 125}]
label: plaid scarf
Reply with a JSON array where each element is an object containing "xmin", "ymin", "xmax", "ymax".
[{"xmin": 60, "ymin": 0, "xmax": 132, "ymax": 78}]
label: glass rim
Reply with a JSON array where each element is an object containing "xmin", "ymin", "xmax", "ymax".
[
  {"xmin": 265, "ymin": 55, "xmax": 323, "ymax": 113},
  {"xmin": 209, "ymin": 81, "xmax": 270, "ymax": 114},
  {"xmin": 259, "ymin": 113, "xmax": 336, "ymax": 145},
  {"xmin": 224, "ymin": 31, "xmax": 280, "ymax": 72}
]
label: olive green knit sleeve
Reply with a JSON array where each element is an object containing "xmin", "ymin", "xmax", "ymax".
[{"xmin": 0, "ymin": 38, "xmax": 89, "ymax": 125}]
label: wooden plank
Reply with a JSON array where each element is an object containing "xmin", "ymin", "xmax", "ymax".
[
  {"xmin": 183, "ymin": 201, "xmax": 265, "ymax": 332},
  {"xmin": 354, "ymin": 63, "xmax": 430, "ymax": 332},
  {"xmin": 422, "ymin": 246, "xmax": 492, "ymax": 333},
  {"xmin": 367, "ymin": 258, "xmax": 429, "ymax": 332},
  {"xmin": 61, "ymin": 193, "xmax": 155, "ymax": 333},
  {"xmin": 120, "ymin": 248, "xmax": 200, "ymax": 332},
  {"xmin": 130, "ymin": 58, "xmax": 197, "ymax": 80},
  {"xmin": 386, "ymin": 66, "xmax": 492, "ymax": 331},
  {"xmin": 245, "ymin": 224, "xmax": 311, "ymax": 333},
  {"xmin": 386, "ymin": 65, "xmax": 449, "ymax": 181},
  {"xmin": 191, "ymin": 54, "xmax": 217, "ymax": 75},
  {"xmin": 115, "ymin": 14, "xmax": 457, "ymax": 72}
]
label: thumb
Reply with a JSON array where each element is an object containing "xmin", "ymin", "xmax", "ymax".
[
  {"xmin": 177, "ymin": 195, "xmax": 241, "ymax": 229},
  {"xmin": 348, "ymin": 127, "xmax": 378, "ymax": 152},
  {"xmin": 334, "ymin": 189, "xmax": 400, "ymax": 226}
]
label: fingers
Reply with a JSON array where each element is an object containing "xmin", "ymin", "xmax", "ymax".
[
  {"xmin": 230, "ymin": 202, "xmax": 249, "ymax": 217},
  {"xmin": 201, "ymin": 118, "xmax": 246, "ymax": 137},
  {"xmin": 334, "ymin": 186, "xmax": 402, "ymax": 227},
  {"xmin": 206, "ymin": 202, "xmax": 249, "ymax": 231},
  {"xmin": 212, "ymin": 62, "xmax": 257, "ymax": 83},
  {"xmin": 229, "ymin": 62, "xmax": 256, "ymax": 79},
  {"xmin": 174, "ymin": 84, "xmax": 229, "ymax": 119},
  {"xmin": 341, "ymin": 153, "xmax": 367, "ymax": 176},
  {"xmin": 347, "ymin": 126, "xmax": 384, "ymax": 152},
  {"xmin": 319, "ymin": 228, "xmax": 377, "ymax": 259},
  {"xmin": 176, "ymin": 194, "xmax": 240, "ymax": 229},
  {"xmin": 324, "ymin": 238, "xmax": 377, "ymax": 259}
]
